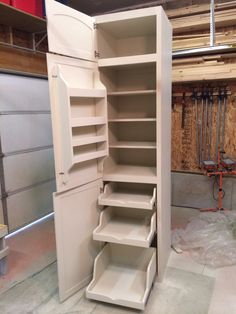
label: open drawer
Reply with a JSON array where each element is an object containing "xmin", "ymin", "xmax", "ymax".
[
  {"xmin": 98, "ymin": 182, "xmax": 156, "ymax": 209},
  {"xmin": 93, "ymin": 207, "xmax": 156, "ymax": 247},
  {"xmin": 86, "ymin": 244, "xmax": 156, "ymax": 310}
]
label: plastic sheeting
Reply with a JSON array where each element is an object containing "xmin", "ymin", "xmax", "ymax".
[{"xmin": 172, "ymin": 211, "xmax": 236, "ymax": 268}]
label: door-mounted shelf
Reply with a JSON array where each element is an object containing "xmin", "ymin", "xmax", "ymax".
[
  {"xmin": 69, "ymin": 88, "xmax": 106, "ymax": 98},
  {"xmin": 72, "ymin": 135, "xmax": 107, "ymax": 147},
  {"xmin": 71, "ymin": 117, "xmax": 106, "ymax": 127},
  {"xmin": 98, "ymin": 182, "xmax": 156, "ymax": 209}
]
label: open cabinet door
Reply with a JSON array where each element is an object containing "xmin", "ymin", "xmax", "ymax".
[
  {"xmin": 45, "ymin": 0, "xmax": 96, "ymax": 61},
  {"xmin": 47, "ymin": 53, "xmax": 108, "ymax": 302}
]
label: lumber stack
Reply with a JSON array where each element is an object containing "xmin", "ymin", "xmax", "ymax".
[
  {"xmin": 173, "ymin": 28, "xmax": 236, "ymax": 51},
  {"xmin": 170, "ymin": 7, "xmax": 236, "ymax": 34},
  {"xmin": 172, "ymin": 54, "xmax": 236, "ymax": 82}
]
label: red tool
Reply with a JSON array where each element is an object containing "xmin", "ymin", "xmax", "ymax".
[{"xmin": 201, "ymin": 150, "xmax": 236, "ymax": 212}]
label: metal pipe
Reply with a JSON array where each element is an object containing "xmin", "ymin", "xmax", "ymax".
[
  {"xmin": 203, "ymin": 91, "xmax": 208, "ymax": 161},
  {"xmin": 210, "ymin": 0, "xmax": 216, "ymax": 47},
  {"xmin": 194, "ymin": 92, "xmax": 200, "ymax": 166}
]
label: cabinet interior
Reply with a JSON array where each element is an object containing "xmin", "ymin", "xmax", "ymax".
[
  {"xmin": 97, "ymin": 16, "xmax": 156, "ymax": 58},
  {"xmin": 100, "ymin": 65, "xmax": 156, "ymax": 92}
]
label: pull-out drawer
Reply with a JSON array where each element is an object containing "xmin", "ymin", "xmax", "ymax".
[
  {"xmin": 98, "ymin": 182, "xmax": 156, "ymax": 210},
  {"xmin": 93, "ymin": 207, "xmax": 156, "ymax": 247},
  {"xmin": 86, "ymin": 243, "xmax": 156, "ymax": 310}
]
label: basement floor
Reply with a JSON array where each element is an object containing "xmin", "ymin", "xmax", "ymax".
[{"xmin": 0, "ymin": 207, "xmax": 235, "ymax": 314}]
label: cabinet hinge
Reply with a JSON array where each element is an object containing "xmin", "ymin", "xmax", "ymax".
[
  {"xmin": 93, "ymin": 23, "xmax": 98, "ymax": 29},
  {"xmin": 95, "ymin": 50, "xmax": 100, "ymax": 58},
  {"xmin": 52, "ymin": 75, "xmax": 58, "ymax": 78}
]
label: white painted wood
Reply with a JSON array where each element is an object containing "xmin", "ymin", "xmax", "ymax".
[
  {"xmin": 46, "ymin": 5, "xmax": 171, "ymax": 309},
  {"xmin": 71, "ymin": 117, "xmax": 106, "ymax": 127},
  {"xmin": 86, "ymin": 244, "xmax": 156, "ymax": 310},
  {"xmin": 98, "ymin": 182, "xmax": 156, "ymax": 210},
  {"xmin": 107, "ymin": 90, "xmax": 156, "ymax": 96},
  {"xmin": 72, "ymin": 135, "xmax": 107, "ymax": 147},
  {"xmin": 45, "ymin": 0, "xmax": 96, "ymax": 61},
  {"xmin": 47, "ymin": 54, "xmax": 108, "ymax": 193},
  {"xmin": 93, "ymin": 207, "xmax": 156, "ymax": 247},
  {"xmin": 156, "ymin": 9, "xmax": 172, "ymax": 281},
  {"xmin": 109, "ymin": 118, "xmax": 156, "ymax": 122},
  {"xmin": 53, "ymin": 180, "xmax": 102, "ymax": 302},
  {"xmin": 103, "ymin": 165, "xmax": 157, "ymax": 184},
  {"xmin": 98, "ymin": 54, "xmax": 156, "ymax": 68},
  {"xmin": 109, "ymin": 141, "xmax": 156, "ymax": 149}
]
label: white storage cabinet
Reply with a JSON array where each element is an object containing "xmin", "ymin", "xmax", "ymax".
[{"xmin": 46, "ymin": 0, "xmax": 172, "ymax": 310}]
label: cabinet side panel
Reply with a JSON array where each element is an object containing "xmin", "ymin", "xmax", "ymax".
[
  {"xmin": 156, "ymin": 9, "xmax": 172, "ymax": 281},
  {"xmin": 54, "ymin": 180, "xmax": 102, "ymax": 301}
]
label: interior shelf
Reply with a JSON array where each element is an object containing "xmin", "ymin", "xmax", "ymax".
[
  {"xmin": 98, "ymin": 54, "xmax": 156, "ymax": 68},
  {"xmin": 109, "ymin": 141, "xmax": 156, "ymax": 149},
  {"xmin": 72, "ymin": 135, "xmax": 107, "ymax": 147},
  {"xmin": 108, "ymin": 90, "xmax": 156, "ymax": 96},
  {"xmin": 98, "ymin": 182, "xmax": 156, "ymax": 210},
  {"xmin": 71, "ymin": 117, "xmax": 106, "ymax": 127},
  {"xmin": 86, "ymin": 243, "xmax": 156, "ymax": 310},
  {"xmin": 103, "ymin": 165, "xmax": 157, "ymax": 184},
  {"xmin": 93, "ymin": 207, "xmax": 156, "ymax": 247},
  {"xmin": 69, "ymin": 88, "xmax": 106, "ymax": 98},
  {"xmin": 109, "ymin": 118, "xmax": 156, "ymax": 122}
]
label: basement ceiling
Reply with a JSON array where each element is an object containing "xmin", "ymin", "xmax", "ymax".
[{"xmin": 64, "ymin": 0, "xmax": 230, "ymax": 16}]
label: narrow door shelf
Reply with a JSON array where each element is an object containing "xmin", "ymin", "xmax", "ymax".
[
  {"xmin": 93, "ymin": 207, "xmax": 156, "ymax": 247},
  {"xmin": 86, "ymin": 243, "xmax": 156, "ymax": 310},
  {"xmin": 98, "ymin": 182, "xmax": 156, "ymax": 209}
]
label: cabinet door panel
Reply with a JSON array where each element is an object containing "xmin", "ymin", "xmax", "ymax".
[
  {"xmin": 47, "ymin": 54, "xmax": 108, "ymax": 192},
  {"xmin": 45, "ymin": 0, "xmax": 96, "ymax": 61},
  {"xmin": 54, "ymin": 180, "xmax": 102, "ymax": 301}
]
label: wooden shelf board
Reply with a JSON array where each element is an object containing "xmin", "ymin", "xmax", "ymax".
[
  {"xmin": 98, "ymin": 184, "xmax": 156, "ymax": 210},
  {"xmin": 107, "ymin": 90, "xmax": 156, "ymax": 96},
  {"xmin": 98, "ymin": 53, "xmax": 156, "ymax": 68},
  {"xmin": 73, "ymin": 149, "xmax": 107, "ymax": 164},
  {"xmin": 93, "ymin": 208, "xmax": 155, "ymax": 247},
  {"xmin": 69, "ymin": 88, "xmax": 106, "ymax": 98},
  {"xmin": 72, "ymin": 135, "xmax": 107, "ymax": 147},
  {"xmin": 0, "ymin": 2, "xmax": 46, "ymax": 33},
  {"xmin": 71, "ymin": 116, "xmax": 106, "ymax": 127},
  {"xmin": 103, "ymin": 165, "xmax": 157, "ymax": 184},
  {"xmin": 108, "ymin": 118, "xmax": 156, "ymax": 122},
  {"xmin": 109, "ymin": 141, "xmax": 156, "ymax": 149}
]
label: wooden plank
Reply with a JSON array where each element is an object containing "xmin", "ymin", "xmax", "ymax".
[
  {"xmin": 167, "ymin": 1, "xmax": 236, "ymax": 19},
  {"xmin": 171, "ymin": 8, "xmax": 236, "ymax": 34},
  {"xmin": 0, "ymin": 45, "xmax": 47, "ymax": 75},
  {"xmin": 0, "ymin": 2, "xmax": 46, "ymax": 33}
]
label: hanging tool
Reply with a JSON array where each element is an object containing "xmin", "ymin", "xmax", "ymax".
[
  {"xmin": 215, "ymin": 89, "xmax": 222, "ymax": 161},
  {"xmin": 181, "ymin": 92, "xmax": 186, "ymax": 129},
  {"xmin": 220, "ymin": 88, "xmax": 227, "ymax": 151},
  {"xmin": 193, "ymin": 90, "xmax": 200, "ymax": 166},
  {"xmin": 207, "ymin": 89, "xmax": 214, "ymax": 160}
]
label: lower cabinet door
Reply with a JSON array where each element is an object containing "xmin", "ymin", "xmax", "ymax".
[
  {"xmin": 86, "ymin": 243, "xmax": 156, "ymax": 310},
  {"xmin": 53, "ymin": 179, "xmax": 102, "ymax": 301}
]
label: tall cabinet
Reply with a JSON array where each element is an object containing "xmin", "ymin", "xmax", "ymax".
[{"xmin": 46, "ymin": 0, "xmax": 172, "ymax": 310}]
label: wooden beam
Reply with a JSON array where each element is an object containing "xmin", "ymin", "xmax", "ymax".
[{"xmin": 0, "ymin": 45, "xmax": 47, "ymax": 75}]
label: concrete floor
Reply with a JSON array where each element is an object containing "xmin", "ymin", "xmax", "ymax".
[{"xmin": 0, "ymin": 207, "xmax": 235, "ymax": 314}]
